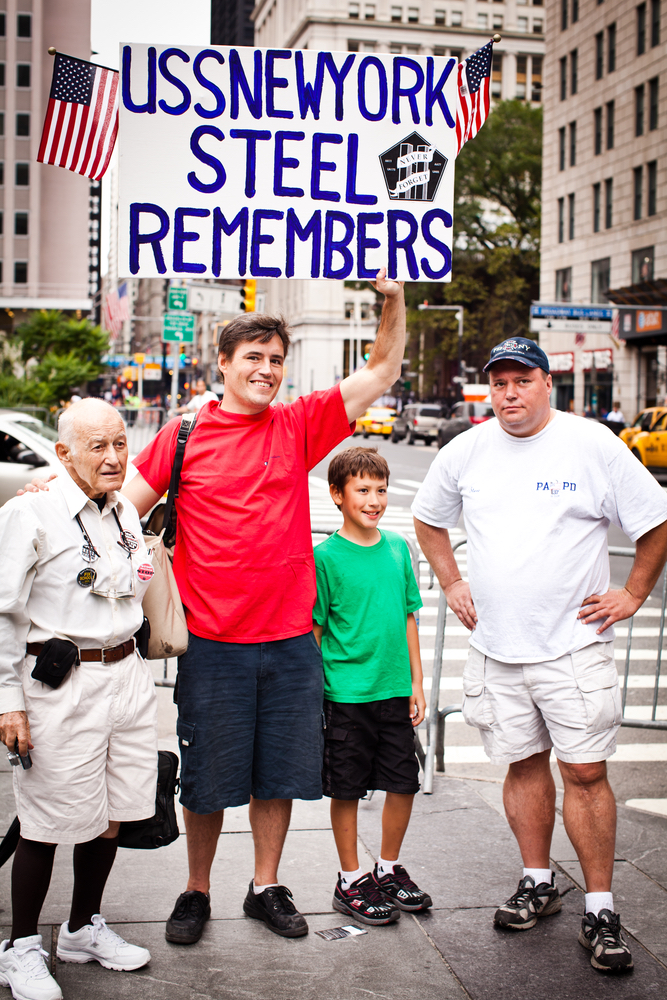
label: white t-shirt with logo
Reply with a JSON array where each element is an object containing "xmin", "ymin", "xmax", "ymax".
[{"xmin": 412, "ymin": 411, "xmax": 667, "ymax": 663}]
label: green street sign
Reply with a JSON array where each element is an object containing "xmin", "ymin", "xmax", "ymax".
[
  {"xmin": 162, "ymin": 311, "xmax": 195, "ymax": 343},
  {"xmin": 168, "ymin": 287, "xmax": 188, "ymax": 311}
]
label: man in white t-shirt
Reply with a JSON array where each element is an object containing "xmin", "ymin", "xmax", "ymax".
[
  {"xmin": 605, "ymin": 402, "xmax": 625, "ymax": 424},
  {"xmin": 175, "ymin": 379, "xmax": 219, "ymax": 414},
  {"xmin": 412, "ymin": 337, "xmax": 667, "ymax": 975}
]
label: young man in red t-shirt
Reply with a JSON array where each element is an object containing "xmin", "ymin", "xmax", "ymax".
[{"xmin": 124, "ymin": 270, "xmax": 406, "ymax": 944}]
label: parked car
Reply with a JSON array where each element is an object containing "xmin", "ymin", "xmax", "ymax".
[
  {"xmin": 622, "ymin": 409, "xmax": 667, "ymax": 468},
  {"xmin": 357, "ymin": 407, "xmax": 397, "ymax": 437},
  {"xmin": 391, "ymin": 404, "xmax": 445, "ymax": 445},
  {"xmin": 437, "ymin": 401, "xmax": 495, "ymax": 448},
  {"xmin": 619, "ymin": 407, "xmax": 667, "ymax": 452},
  {"xmin": 0, "ymin": 410, "xmax": 61, "ymax": 507}
]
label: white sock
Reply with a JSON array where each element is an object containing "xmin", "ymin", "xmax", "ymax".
[
  {"xmin": 585, "ymin": 891, "xmax": 614, "ymax": 916},
  {"xmin": 340, "ymin": 867, "xmax": 364, "ymax": 888},
  {"xmin": 523, "ymin": 868, "xmax": 553, "ymax": 887},
  {"xmin": 378, "ymin": 857, "xmax": 399, "ymax": 877},
  {"xmin": 253, "ymin": 881, "xmax": 279, "ymax": 895}
]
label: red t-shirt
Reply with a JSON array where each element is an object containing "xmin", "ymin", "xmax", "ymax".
[{"xmin": 134, "ymin": 387, "xmax": 354, "ymax": 643}]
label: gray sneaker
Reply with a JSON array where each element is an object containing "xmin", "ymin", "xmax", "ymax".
[
  {"xmin": 578, "ymin": 909, "xmax": 634, "ymax": 973},
  {"xmin": 494, "ymin": 874, "xmax": 562, "ymax": 930}
]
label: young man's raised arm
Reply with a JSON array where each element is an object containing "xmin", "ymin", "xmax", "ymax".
[{"xmin": 339, "ymin": 268, "xmax": 406, "ymax": 424}]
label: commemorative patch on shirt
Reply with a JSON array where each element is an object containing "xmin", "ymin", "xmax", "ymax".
[
  {"xmin": 80, "ymin": 542, "xmax": 99, "ymax": 562},
  {"xmin": 118, "ymin": 530, "xmax": 139, "ymax": 552},
  {"xmin": 77, "ymin": 567, "xmax": 97, "ymax": 588},
  {"xmin": 137, "ymin": 563, "xmax": 155, "ymax": 582}
]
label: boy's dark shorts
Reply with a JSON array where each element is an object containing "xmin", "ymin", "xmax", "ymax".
[{"xmin": 323, "ymin": 697, "xmax": 420, "ymax": 800}]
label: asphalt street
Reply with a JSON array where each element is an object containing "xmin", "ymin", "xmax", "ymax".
[{"xmin": 310, "ymin": 432, "xmax": 667, "ymax": 812}]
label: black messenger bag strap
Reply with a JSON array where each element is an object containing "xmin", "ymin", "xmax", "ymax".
[{"xmin": 162, "ymin": 411, "xmax": 198, "ymax": 549}]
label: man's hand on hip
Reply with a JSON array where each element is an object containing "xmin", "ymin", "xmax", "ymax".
[
  {"xmin": 0, "ymin": 711, "xmax": 33, "ymax": 755},
  {"xmin": 446, "ymin": 580, "xmax": 478, "ymax": 631},
  {"xmin": 578, "ymin": 588, "xmax": 643, "ymax": 633}
]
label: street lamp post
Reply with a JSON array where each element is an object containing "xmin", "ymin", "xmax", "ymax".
[{"xmin": 418, "ymin": 303, "xmax": 465, "ymax": 383}]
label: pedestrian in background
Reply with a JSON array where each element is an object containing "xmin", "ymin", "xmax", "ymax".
[
  {"xmin": 413, "ymin": 337, "xmax": 667, "ymax": 974},
  {"xmin": 174, "ymin": 377, "xmax": 218, "ymax": 415},
  {"xmin": 605, "ymin": 402, "xmax": 625, "ymax": 425},
  {"xmin": 313, "ymin": 447, "xmax": 431, "ymax": 926}
]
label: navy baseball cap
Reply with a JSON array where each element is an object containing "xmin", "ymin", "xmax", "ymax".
[{"xmin": 483, "ymin": 337, "xmax": 550, "ymax": 374}]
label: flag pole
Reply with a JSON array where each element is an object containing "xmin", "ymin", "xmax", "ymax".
[
  {"xmin": 492, "ymin": 33, "xmax": 502, "ymax": 43},
  {"xmin": 48, "ymin": 47, "xmax": 56, "ymax": 55}
]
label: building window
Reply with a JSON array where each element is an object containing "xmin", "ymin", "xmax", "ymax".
[
  {"xmin": 391, "ymin": 5, "xmax": 402, "ymax": 21},
  {"xmin": 604, "ymin": 178, "xmax": 613, "ymax": 228},
  {"xmin": 364, "ymin": 3, "xmax": 376, "ymax": 18},
  {"xmin": 531, "ymin": 56, "xmax": 542, "ymax": 101},
  {"xmin": 651, "ymin": 0, "xmax": 660, "ymax": 45},
  {"xmin": 570, "ymin": 49, "xmax": 577, "ymax": 94},
  {"xmin": 649, "ymin": 77, "xmax": 659, "ymax": 129},
  {"xmin": 14, "ymin": 211, "xmax": 28, "ymax": 236},
  {"xmin": 16, "ymin": 13, "xmax": 31, "ymax": 38},
  {"xmin": 606, "ymin": 101, "xmax": 614, "ymax": 149},
  {"xmin": 593, "ymin": 182, "xmax": 601, "ymax": 232},
  {"xmin": 533, "ymin": 18, "xmax": 543, "ymax": 32},
  {"xmin": 348, "ymin": 2, "xmax": 360, "ymax": 17},
  {"xmin": 518, "ymin": 16, "xmax": 528, "ymax": 30},
  {"xmin": 494, "ymin": 15, "xmax": 504, "ymax": 30},
  {"xmin": 560, "ymin": 57, "xmax": 567, "ymax": 100},
  {"xmin": 572, "ymin": 0, "xmax": 579, "ymax": 21},
  {"xmin": 634, "ymin": 165, "xmax": 643, "ymax": 219},
  {"xmin": 15, "ymin": 162, "xmax": 29, "ymax": 186},
  {"xmin": 595, "ymin": 32, "xmax": 603, "ymax": 79},
  {"xmin": 607, "ymin": 23, "xmax": 616, "ymax": 71},
  {"xmin": 433, "ymin": 45, "xmax": 446, "ymax": 56},
  {"xmin": 591, "ymin": 258, "xmax": 610, "ymax": 303},
  {"xmin": 451, "ymin": 11, "xmax": 462, "ymax": 25},
  {"xmin": 16, "ymin": 63, "xmax": 30, "ymax": 88},
  {"xmin": 389, "ymin": 42, "xmax": 401, "ymax": 53},
  {"xmin": 559, "ymin": 127, "xmax": 566, "ymax": 170},
  {"xmin": 478, "ymin": 13, "xmax": 489, "ymax": 28},
  {"xmin": 405, "ymin": 44, "xmax": 419, "ymax": 54},
  {"xmin": 407, "ymin": 6, "xmax": 419, "ymax": 22},
  {"xmin": 14, "ymin": 262, "xmax": 27, "ymax": 284},
  {"xmin": 561, "ymin": 0, "xmax": 568, "ymax": 30},
  {"xmin": 0, "ymin": 162, "xmax": 4, "ymax": 186},
  {"xmin": 556, "ymin": 268, "xmax": 572, "ymax": 302},
  {"xmin": 0, "ymin": 113, "xmax": 4, "ymax": 137},
  {"xmin": 434, "ymin": 7, "xmax": 445, "ymax": 25},
  {"xmin": 492, "ymin": 53, "xmax": 502, "ymax": 98},
  {"xmin": 450, "ymin": 48, "xmax": 462, "ymax": 59},
  {"xmin": 0, "ymin": 212, "xmax": 3, "ymax": 235},
  {"xmin": 637, "ymin": 3, "xmax": 646, "ymax": 55},
  {"xmin": 635, "ymin": 84, "xmax": 645, "ymax": 135},
  {"xmin": 594, "ymin": 107, "xmax": 602, "ymax": 154},
  {"xmin": 0, "ymin": 13, "xmax": 4, "ymax": 37},
  {"xmin": 347, "ymin": 40, "xmax": 360, "ymax": 51},
  {"xmin": 568, "ymin": 193, "xmax": 575, "ymax": 239},
  {"xmin": 361, "ymin": 41, "xmax": 376, "ymax": 50},
  {"xmin": 516, "ymin": 56, "xmax": 527, "ymax": 100},
  {"xmin": 0, "ymin": 64, "xmax": 4, "ymax": 87},
  {"xmin": 558, "ymin": 197, "xmax": 564, "ymax": 242},
  {"xmin": 648, "ymin": 160, "xmax": 657, "ymax": 215},
  {"xmin": 16, "ymin": 113, "xmax": 29, "ymax": 137},
  {"xmin": 569, "ymin": 121, "xmax": 576, "ymax": 166},
  {"xmin": 632, "ymin": 246, "xmax": 654, "ymax": 282},
  {"xmin": 533, "ymin": 0, "xmax": 543, "ymax": 5}
]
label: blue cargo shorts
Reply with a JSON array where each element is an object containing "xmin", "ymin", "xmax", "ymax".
[{"xmin": 175, "ymin": 631, "xmax": 325, "ymax": 813}]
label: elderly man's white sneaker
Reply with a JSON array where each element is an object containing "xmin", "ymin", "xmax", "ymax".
[
  {"xmin": 56, "ymin": 916, "xmax": 150, "ymax": 972},
  {"xmin": 0, "ymin": 935, "xmax": 62, "ymax": 1000}
]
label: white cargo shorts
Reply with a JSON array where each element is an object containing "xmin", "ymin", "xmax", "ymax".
[
  {"xmin": 14, "ymin": 651, "xmax": 158, "ymax": 844},
  {"xmin": 461, "ymin": 640, "xmax": 622, "ymax": 765}
]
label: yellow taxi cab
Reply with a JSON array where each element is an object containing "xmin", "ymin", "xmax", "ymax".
[
  {"xmin": 623, "ymin": 407, "xmax": 667, "ymax": 467},
  {"xmin": 355, "ymin": 407, "xmax": 397, "ymax": 437},
  {"xmin": 620, "ymin": 407, "xmax": 667, "ymax": 458}
]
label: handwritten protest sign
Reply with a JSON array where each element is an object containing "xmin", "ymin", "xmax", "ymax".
[{"xmin": 118, "ymin": 45, "xmax": 459, "ymax": 282}]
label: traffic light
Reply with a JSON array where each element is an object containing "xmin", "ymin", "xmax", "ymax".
[
  {"xmin": 363, "ymin": 341, "xmax": 374, "ymax": 361},
  {"xmin": 241, "ymin": 279, "xmax": 257, "ymax": 312}
]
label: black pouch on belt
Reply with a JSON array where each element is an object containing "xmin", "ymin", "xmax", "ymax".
[
  {"xmin": 31, "ymin": 639, "xmax": 80, "ymax": 689},
  {"xmin": 134, "ymin": 617, "xmax": 151, "ymax": 659}
]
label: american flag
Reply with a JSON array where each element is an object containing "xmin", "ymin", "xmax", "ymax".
[
  {"xmin": 38, "ymin": 53, "xmax": 119, "ymax": 181},
  {"xmin": 455, "ymin": 41, "xmax": 493, "ymax": 155}
]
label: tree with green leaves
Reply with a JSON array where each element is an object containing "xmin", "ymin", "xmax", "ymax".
[{"xmin": 0, "ymin": 311, "xmax": 108, "ymax": 407}]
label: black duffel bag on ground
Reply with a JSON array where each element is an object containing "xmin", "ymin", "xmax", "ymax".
[{"xmin": 118, "ymin": 750, "xmax": 180, "ymax": 850}]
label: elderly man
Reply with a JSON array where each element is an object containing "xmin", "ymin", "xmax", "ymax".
[
  {"xmin": 0, "ymin": 399, "xmax": 157, "ymax": 1000},
  {"xmin": 413, "ymin": 337, "xmax": 667, "ymax": 974}
]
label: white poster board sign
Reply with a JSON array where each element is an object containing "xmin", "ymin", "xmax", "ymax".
[{"xmin": 118, "ymin": 44, "xmax": 458, "ymax": 281}]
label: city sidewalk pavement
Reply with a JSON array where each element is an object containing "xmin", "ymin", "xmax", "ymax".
[{"xmin": 1, "ymin": 754, "xmax": 667, "ymax": 1000}]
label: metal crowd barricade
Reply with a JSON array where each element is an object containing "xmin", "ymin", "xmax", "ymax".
[
  {"xmin": 422, "ymin": 539, "xmax": 667, "ymax": 794},
  {"xmin": 117, "ymin": 406, "xmax": 169, "ymax": 455}
]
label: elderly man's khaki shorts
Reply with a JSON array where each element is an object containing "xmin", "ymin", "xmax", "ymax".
[
  {"xmin": 461, "ymin": 641, "xmax": 622, "ymax": 765},
  {"xmin": 14, "ymin": 651, "xmax": 158, "ymax": 844}
]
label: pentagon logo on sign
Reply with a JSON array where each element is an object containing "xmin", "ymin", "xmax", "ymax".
[{"xmin": 379, "ymin": 132, "xmax": 448, "ymax": 202}]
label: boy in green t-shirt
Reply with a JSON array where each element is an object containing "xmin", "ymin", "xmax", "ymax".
[{"xmin": 313, "ymin": 447, "xmax": 431, "ymax": 926}]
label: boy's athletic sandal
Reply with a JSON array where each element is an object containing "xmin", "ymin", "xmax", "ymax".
[
  {"xmin": 57, "ymin": 915, "xmax": 150, "ymax": 971},
  {"xmin": 243, "ymin": 883, "xmax": 308, "ymax": 938},
  {"xmin": 493, "ymin": 874, "xmax": 562, "ymax": 930},
  {"xmin": 578, "ymin": 909, "xmax": 634, "ymax": 973},
  {"xmin": 332, "ymin": 873, "xmax": 400, "ymax": 926},
  {"xmin": 372, "ymin": 864, "xmax": 433, "ymax": 911},
  {"xmin": 0, "ymin": 936, "xmax": 62, "ymax": 1000}
]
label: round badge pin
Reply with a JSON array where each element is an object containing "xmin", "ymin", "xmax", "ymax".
[
  {"xmin": 77, "ymin": 567, "xmax": 97, "ymax": 588},
  {"xmin": 137, "ymin": 563, "xmax": 155, "ymax": 582},
  {"xmin": 81, "ymin": 542, "xmax": 98, "ymax": 563},
  {"xmin": 120, "ymin": 530, "xmax": 139, "ymax": 552}
]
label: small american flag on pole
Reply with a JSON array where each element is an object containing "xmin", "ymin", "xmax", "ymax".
[
  {"xmin": 38, "ymin": 53, "xmax": 119, "ymax": 180},
  {"xmin": 455, "ymin": 41, "xmax": 493, "ymax": 155}
]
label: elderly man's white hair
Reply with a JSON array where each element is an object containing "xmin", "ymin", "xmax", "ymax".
[{"xmin": 58, "ymin": 398, "xmax": 126, "ymax": 454}]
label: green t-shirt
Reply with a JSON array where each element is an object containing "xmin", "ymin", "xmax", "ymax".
[{"xmin": 313, "ymin": 530, "xmax": 422, "ymax": 703}]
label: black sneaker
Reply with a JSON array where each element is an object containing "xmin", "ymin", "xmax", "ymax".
[
  {"xmin": 165, "ymin": 890, "xmax": 211, "ymax": 944},
  {"xmin": 243, "ymin": 882, "xmax": 308, "ymax": 938},
  {"xmin": 332, "ymin": 872, "xmax": 400, "ymax": 926},
  {"xmin": 372, "ymin": 864, "xmax": 433, "ymax": 912},
  {"xmin": 579, "ymin": 909, "xmax": 634, "ymax": 973},
  {"xmin": 494, "ymin": 875, "xmax": 561, "ymax": 930}
]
